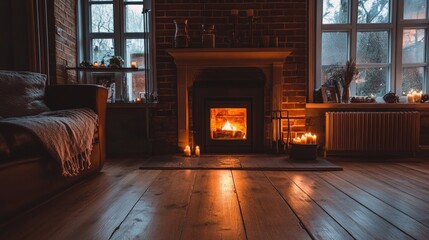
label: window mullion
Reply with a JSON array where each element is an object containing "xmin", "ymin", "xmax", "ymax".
[
  {"xmin": 113, "ymin": 0, "xmax": 123, "ymax": 57},
  {"xmin": 394, "ymin": 0, "xmax": 403, "ymax": 94},
  {"xmin": 350, "ymin": 0, "xmax": 358, "ymax": 61}
]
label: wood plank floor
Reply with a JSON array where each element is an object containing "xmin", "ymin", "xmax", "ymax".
[{"xmin": 1, "ymin": 158, "xmax": 429, "ymax": 240}]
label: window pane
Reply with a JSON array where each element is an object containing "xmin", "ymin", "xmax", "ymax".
[
  {"xmin": 126, "ymin": 39, "xmax": 145, "ymax": 66},
  {"xmin": 91, "ymin": 38, "xmax": 114, "ymax": 62},
  {"xmin": 125, "ymin": 0, "xmax": 141, "ymax": 2},
  {"xmin": 358, "ymin": 0, "xmax": 390, "ymax": 23},
  {"xmin": 355, "ymin": 67, "xmax": 389, "ymax": 96},
  {"xmin": 322, "ymin": 32, "xmax": 349, "ymax": 65},
  {"xmin": 322, "ymin": 0, "xmax": 350, "ymax": 24},
  {"xmin": 91, "ymin": 4, "xmax": 114, "ymax": 33},
  {"xmin": 402, "ymin": 67, "xmax": 424, "ymax": 93},
  {"xmin": 357, "ymin": 31, "xmax": 389, "ymax": 64},
  {"xmin": 126, "ymin": 39, "xmax": 146, "ymax": 101},
  {"xmin": 403, "ymin": 29, "xmax": 426, "ymax": 63},
  {"xmin": 404, "ymin": 0, "xmax": 427, "ymax": 19},
  {"xmin": 126, "ymin": 5, "xmax": 144, "ymax": 32}
]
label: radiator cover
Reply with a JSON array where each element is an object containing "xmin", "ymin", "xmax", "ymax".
[{"xmin": 325, "ymin": 112, "xmax": 420, "ymax": 155}]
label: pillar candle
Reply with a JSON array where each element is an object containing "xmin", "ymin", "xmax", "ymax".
[
  {"xmin": 195, "ymin": 146, "xmax": 200, "ymax": 157},
  {"xmin": 184, "ymin": 145, "xmax": 191, "ymax": 157}
]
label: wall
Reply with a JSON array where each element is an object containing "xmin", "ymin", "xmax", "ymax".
[
  {"xmin": 153, "ymin": 0, "xmax": 309, "ymax": 153},
  {"xmin": 52, "ymin": 0, "xmax": 77, "ymax": 84}
]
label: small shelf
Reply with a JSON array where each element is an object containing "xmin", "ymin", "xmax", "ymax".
[
  {"xmin": 65, "ymin": 66, "xmax": 144, "ymax": 72},
  {"xmin": 306, "ymin": 103, "xmax": 429, "ymax": 110},
  {"xmin": 107, "ymin": 102, "xmax": 157, "ymax": 109}
]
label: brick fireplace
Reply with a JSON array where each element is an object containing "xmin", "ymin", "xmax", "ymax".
[{"xmin": 167, "ymin": 48, "xmax": 292, "ymax": 153}]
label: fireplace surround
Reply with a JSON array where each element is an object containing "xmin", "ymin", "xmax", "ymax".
[
  {"xmin": 193, "ymin": 72, "xmax": 264, "ymax": 153},
  {"xmin": 167, "ymin": 48, "xmax": 293, "ymax": 152}
]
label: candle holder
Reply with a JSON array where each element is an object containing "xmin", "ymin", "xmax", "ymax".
[{"xmin": 290, "ymin": 143, "xmax": 318, "ymax": 160}]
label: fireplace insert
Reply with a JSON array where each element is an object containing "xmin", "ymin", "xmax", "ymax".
[{"xmin": 193, "ymin": 77, "xmax": 264, "ymax": 153}]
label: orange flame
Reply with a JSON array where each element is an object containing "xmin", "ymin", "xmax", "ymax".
[{"xmin": 221, "ymin": 121, "xmax": 237, "ymax": 131}]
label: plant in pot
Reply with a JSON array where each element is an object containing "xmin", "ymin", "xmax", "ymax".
[{"xmin": 108, "ymin": 56, "xmax": 124, "ymax": 68}]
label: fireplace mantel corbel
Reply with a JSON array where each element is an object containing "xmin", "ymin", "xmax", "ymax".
[{"xmin": 167, "ymin": 48, "xmax": 293, "ymax": 150}]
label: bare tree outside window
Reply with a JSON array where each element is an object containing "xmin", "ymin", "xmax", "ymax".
[{"xmin": 91, "ymin": 4, "xmax": 114, "ymax": 33}]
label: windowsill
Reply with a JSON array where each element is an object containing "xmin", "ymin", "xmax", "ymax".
[
  {"xmin": 306, "ymin": 103, "xmax": 429, "ymax": 109},
  {"xmin": 107, "ymin": 102, "xmax": 158, "ymax": 109}
]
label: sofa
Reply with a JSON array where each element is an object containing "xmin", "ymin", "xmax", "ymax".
[{"xmin": 0, "ymin": 71, "xmax": 107, "ymax": 224}]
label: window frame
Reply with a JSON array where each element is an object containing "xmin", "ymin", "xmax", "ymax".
[
  {"xmin": 312, "ymin": 0, "xmax": 429, "ymax": 101},
  {"xmin": 77, "ymin": 0, "xmax": 157, "ymax": 102}
]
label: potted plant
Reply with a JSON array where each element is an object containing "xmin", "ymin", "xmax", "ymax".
[{"xmin": 108, "ymin": 56, "xmax": 124, "ymax": 68}]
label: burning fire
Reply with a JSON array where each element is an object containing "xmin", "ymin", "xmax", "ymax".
[{"xmin": 221, "ymin": 121, "xmax": 237, "ymax": 131}]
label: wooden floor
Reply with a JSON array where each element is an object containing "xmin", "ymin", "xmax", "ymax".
[{"xmin": 1, "ymin": 157, "xmax": 429, "ymax": 240}]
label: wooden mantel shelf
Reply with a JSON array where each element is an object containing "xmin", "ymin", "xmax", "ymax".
[{"xmin": 166, "ymin": 48, "xmax": 293, "ymax": 65}]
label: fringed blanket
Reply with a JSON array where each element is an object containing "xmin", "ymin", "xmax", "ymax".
[{"xmin": 0, "ymin": 108, "xmax": 98, "ymax": 176}]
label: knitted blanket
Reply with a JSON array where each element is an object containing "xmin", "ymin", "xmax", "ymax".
[{"xmin": 0, "ymin": 108, "xmax": 98, "ymax": 176}]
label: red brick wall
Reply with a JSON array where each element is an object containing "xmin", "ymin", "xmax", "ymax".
[
  {"xmin": 53, "ymin": 0, "xmax": 77, "ymax": 84},
  {"xmin": 153, "ymin": 0, "xmax": 308, "ymax": 153}
]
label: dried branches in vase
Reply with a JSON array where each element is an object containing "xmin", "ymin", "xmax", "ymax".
[{"xmin": 326, "ymin": 59, "xmax": 359, "ymax": 103}]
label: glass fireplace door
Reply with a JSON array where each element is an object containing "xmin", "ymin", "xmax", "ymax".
[{"xmin": 210, "ymin": 108, "xmax": 247, "ymax": 140}]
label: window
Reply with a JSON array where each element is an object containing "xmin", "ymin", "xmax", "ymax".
[
  {"xmin": 79, "ymin": 0, "xmax": 155, "ymax": 102},
  {"xmin": 316, "ymin": 0, "xmax": 429, "ymax": 97}
]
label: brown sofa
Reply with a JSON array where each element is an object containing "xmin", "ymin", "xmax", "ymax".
[{"xmin": 0, "ymin": 71, "xmax": 107, "ymax": 224}]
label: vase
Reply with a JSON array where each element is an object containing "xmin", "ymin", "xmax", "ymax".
[
  {"xmin": 201, "ymin": 24, "xmax": 215, "ymax": 48},
  {"xmin": 174, "ymin": 19, "xmax": 190, "ymax": 48},
  {"xmin": 342, "ymin": 85, "xmax": 350, "ymax": 103}
]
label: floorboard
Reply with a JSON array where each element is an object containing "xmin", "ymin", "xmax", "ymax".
[
  {"xmin": 180, "ymin": 170, "xmax": 245, "ymax": 240},
  {"xmin": 110, "ymin": 170, "xmax": 196, "ymax": 240},
  {"xmin": 333, "ymin": 167, "xmax": 429, "ymax": 227},
  {"xmin": 1, "ymin": 158, "xmax": 429, "ymax": 240},
  {"xmin": 319, "ymin": 172, "xmax": 429, "ymax": 239},
  {"xmin": 288, "ymin": 172, "xmax": 413, "ymax": 239},
  {"xmin": 265, "ymin": 171, "xmax": 354, "ymax": 240},
  {"xmin": 232, "ymin": 170, "xmax": 310, "ymax": 240}
]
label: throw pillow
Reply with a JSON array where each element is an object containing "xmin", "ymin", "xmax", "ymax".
[{"xmin": 0, "ymin": 70, "xmax": 50, "ymax": 118}]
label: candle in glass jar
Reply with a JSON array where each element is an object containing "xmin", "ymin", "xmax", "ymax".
[
  {"xmin": 131, "ymin": 61, "xmax": 137, "ymax": 68},
  {"xmin": 246, "ymin": 9, "xmax": 254, "ymax": 17},
  {"xmin": 135, "ymin": 97, "xmax": 142, "ymax": 103},
  {"xmin": 93, "ymin": 61, "xmax": 99, "ymax": 68}
]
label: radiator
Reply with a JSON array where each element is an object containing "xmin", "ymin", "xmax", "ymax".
[{"xmin": 325, "ymin": 112, "xmax": 420, "ymax": 154}]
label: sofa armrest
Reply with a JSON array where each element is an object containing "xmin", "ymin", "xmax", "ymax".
[
  {"xmin": 45, "ymin": 84, "xmax": 108, "ymax": 168},
  {"xmin": 44, "ymin": 84, "xmax": 107, "ymax": 113}
]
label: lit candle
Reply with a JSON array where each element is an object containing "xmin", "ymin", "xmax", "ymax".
[
  {"xmin": 301, "ymin": 136, "xmax": 307, "ymax": 144},
  {"xmin": 131, "ymin": 61, "xmax": 137, "ymax": 68},
  {"xmin": 231, "ymin": 9, "xmax": 239, "ymax": 16},
  {"xmin": 407, "ymin": 94, "xmax": 413, "ymax": 103},
  {"xmin": 93, "ymin": 61, "xmax": 99, "ymax": 68},
  {"xmin": 246, "ymin": 9, "xmax": 254, "ymax": 17},
  {"xmin": 135, "ymin": 97, "xmax": 142, "ymax": 103},
  {"xmin": 184, "ymin": 145, "xmax": 191, "ymax": 157},
  {"xmin": 195, "ymin": 146, "xmax": 200, "ymax": 157},
  {"xmin": 313, "ymin": 135, "xmax": 317, "ymax": 144}
]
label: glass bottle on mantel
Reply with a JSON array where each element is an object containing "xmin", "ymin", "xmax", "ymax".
[
  {"xmin": 174, "ymin": 19, "xmax": 190, "ymax": 48},
  {"xmin": 202, "ymin": 24, "xmax": 215, "ymax": 48}
]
